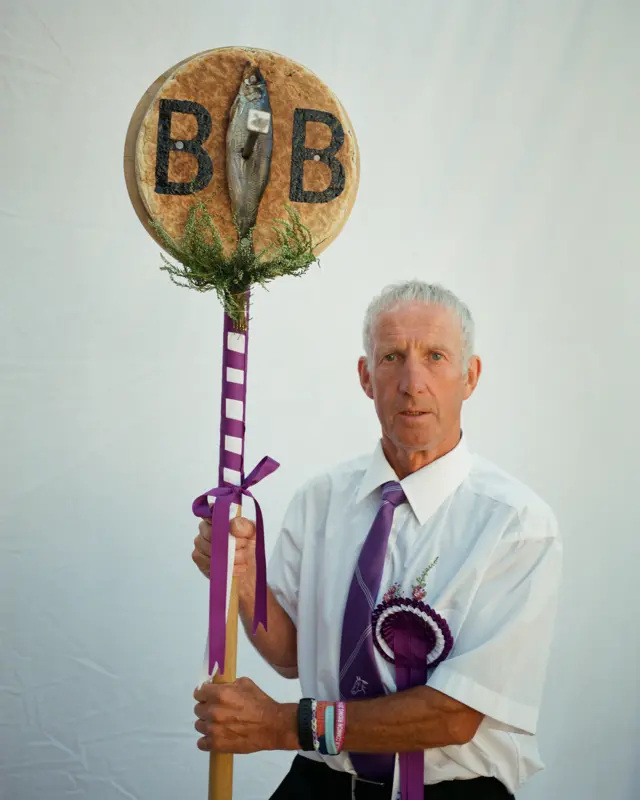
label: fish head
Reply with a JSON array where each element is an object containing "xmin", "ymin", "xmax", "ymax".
[{"xmin": 240, "ymin": 62, "xmax": 268, "ymax": 102}]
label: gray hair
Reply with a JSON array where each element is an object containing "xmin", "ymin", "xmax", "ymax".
[{"xmin": 362, "ymin": 280, "xmax": 475, "ymax": 369}]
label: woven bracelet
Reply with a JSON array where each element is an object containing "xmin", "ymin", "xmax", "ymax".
[{"xmin": 297, "ymin": 698, "xmax": 316, "ymax": 752}]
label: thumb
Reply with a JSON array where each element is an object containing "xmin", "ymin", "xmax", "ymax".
[{"xmin": 229, "ymin": 516, "xmax": 256, "ymax": 539}]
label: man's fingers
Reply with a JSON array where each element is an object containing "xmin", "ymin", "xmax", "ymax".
[
  {"xmin": 195, "ymin": 724, "xmax": 247, "ymax": 754},
  {"xmin": 198, "ymin": 516, "xmax": 254, "ymax": 545},
  {"xmin": 193, "ymin": 684, "xmax": 210, "ymax": 703},
  {"xmin": 193, "ymin": 519, "xmax": 255, "ymax": 578},
  {"xmin": 195, "ymin": 533, "xmax": 251, "ymax": 559},
  {"xmin": 193, "ymin": 682, "xmax": 220, "ymax": 703},
  {"xmin": 191, "ymin": 550, "xmax": 210, "ymax": 577},
  {"xmin": 198, "ymin": 518, "xmax": 212, "ymax": 542},
  {"xmin": 193, "ymin": 680, "xmax": 266, "ymax": 755},
  {"xmin": 191, "ymin": 542, "xmax": 251, "ymax": 577},
  {"xmin": 193, "ymin": 534, "xmax": 211, "ymax": 557},
  {"xmin": 195, "ymin": 719, "xmax": 209, "ymax": 735},
  {"xmin": 192, "ymin": 680, "xmax": 248, "ymax": 706},
  {"xmin": 194, "ymin": 701, "xmax": 209, "ymax": 720}
]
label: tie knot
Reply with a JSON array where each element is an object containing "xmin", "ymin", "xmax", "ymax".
[{"xmin": 380, "ymin": 481, "xmax": 406, "ymax": 508}]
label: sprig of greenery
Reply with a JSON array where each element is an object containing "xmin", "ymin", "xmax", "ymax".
[
  {"xmin": 414, "ymin": 557, "xmax": 439, "ymax": 591},
  {"xmin": 150, "ymin": 201, "xmax": 319, "ymax": 327}
]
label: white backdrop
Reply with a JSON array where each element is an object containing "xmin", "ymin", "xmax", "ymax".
[{"xmin": 2, "ymin": 1, "xmax": 639, "ymax": 798}]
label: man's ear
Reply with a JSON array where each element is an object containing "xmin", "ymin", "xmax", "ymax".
[
  {"xmin": 358, "ymin": 356, "xmax": 374, "ymax": 399},
  {"xmin": 463, "ymin": 355, "xmax": 482, "ymax": 400}
]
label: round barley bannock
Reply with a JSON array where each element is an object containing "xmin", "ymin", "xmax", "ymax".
[{"xmin": 124, "ymin": 46, "xmax": 359, "ymax": 256}]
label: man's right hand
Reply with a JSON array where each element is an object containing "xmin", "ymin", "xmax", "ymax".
[
  {"xmin": 192, "ymin": 512, "xmax": 299, "ymax": 679},
  {"xmin": 192, "ymin": 516, "xmax": 257, "ymax": 580}
]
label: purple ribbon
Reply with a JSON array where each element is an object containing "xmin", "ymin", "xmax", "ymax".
[
  {"xmin": 392, "ymin": 615, "xmax": 431, "ymax": 800},
  {"xmin": 371, "ymin": 597, "xmax": 453, "ymax": 800},
  {"xmin": 192, "ymin": 455, "xmax": 279, "ymax": 676}
]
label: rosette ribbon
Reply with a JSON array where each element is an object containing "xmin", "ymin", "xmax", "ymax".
[
  {"xmin": 372, "ymin": 598, "xmax": 454, "ymax": 800},
  {"xmin": 192, "ymin": 455, "xmax": 279, "ymax": 676}
]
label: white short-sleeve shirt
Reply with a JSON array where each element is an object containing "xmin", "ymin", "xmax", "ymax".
[{"xmin": 267, "ymin": 436, "xmax": 562, "ymax": 794}]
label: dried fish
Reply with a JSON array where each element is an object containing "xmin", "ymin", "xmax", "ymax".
[{"xmin": 226, "ymin": 63, "xmax": 273, "ymax": 240}]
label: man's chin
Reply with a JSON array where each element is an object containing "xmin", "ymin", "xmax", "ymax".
[{"xmin": 388, "ymin": 428, "xmax": 439, "ymax": 453}]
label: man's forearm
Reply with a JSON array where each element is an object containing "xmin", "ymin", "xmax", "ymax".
[
  {"xmin": 277, "ymin": 686, "xmax": 483, "ymax": 752},
  {"xmin": 238, "ymin": 571, "xmax": 298, "ymax": 678},
  {"xmin": 343, "ymin": 686, "xmax": 483, "ymax": 751}
]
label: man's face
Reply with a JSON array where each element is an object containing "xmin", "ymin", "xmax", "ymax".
[{"xmin": 358, "ymin": 302, "xmax": 480, "ymax": 456}]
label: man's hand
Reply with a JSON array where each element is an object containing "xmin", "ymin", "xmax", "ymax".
[
  {"xmin": 193, "ymin": 677, "xmax": 298, "ymax": 753},
  {"xmin": 191, "ymin": 515, "xmax": 299, "ymax": 680},
  {"xmin": 192, "ymin": 516, "xmax": 257, "ymax": 580}
]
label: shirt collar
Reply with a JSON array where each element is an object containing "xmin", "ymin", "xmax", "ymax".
[{"xmin": 355, "ymin": 434, "xmax": 472, "ymax": 526}]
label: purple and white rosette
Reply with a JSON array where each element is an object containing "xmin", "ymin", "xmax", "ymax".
[
  {"xmin": 372, "ymin": 596, "xmax": 453, "ymax": 670},
  {"xmin": 372, "ymin": 596, "xmax": 454, "ymax": 800}
]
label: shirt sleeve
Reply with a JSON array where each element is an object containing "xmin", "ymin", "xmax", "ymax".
[
  {"xmin": 427, "ymin": 502, "xmax": 562, "ymax": 735},
  {"xmin": 267, "ymin": 487, "xmax": 305, "ymax": 626}
]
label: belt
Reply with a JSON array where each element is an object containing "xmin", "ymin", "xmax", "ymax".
[
  {"xmin": 286, "ymin": 756, "xmax": 513, "ymax": 800},
  {"xmin": 290, "ymin": 756, "xmax": 392, "ymax": 799}
]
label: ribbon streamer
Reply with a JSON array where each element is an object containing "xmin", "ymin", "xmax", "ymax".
[
  {"xmin": 372, "ymin": 597, "xmax": 454, "ymax": 800},
  {"xmin": 393, "ymin": 615, "xmax": 430, "ymax": 800},
  {"xmin": 192, "ymin": 455, "xmax": 279, "ymax": 675}
]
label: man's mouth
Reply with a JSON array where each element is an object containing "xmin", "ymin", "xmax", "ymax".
[{"xmin": 400, "ymin": 410, "xmax": 427, "ymax": 416}]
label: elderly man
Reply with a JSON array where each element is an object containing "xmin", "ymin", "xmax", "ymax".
[{"xmin": 192, "ymin": 280, "xmax": 561, "ymax": 799}]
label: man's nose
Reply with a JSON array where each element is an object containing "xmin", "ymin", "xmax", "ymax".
[{"xmin": 399, "ymin": 361, "xmax": 428, "ymax": 395}]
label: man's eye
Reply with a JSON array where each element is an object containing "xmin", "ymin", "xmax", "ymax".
[
  {"xmin": 430, "ymin": 352, "xmax": 444, "ymax": 361},
  {"xmin": 383, "ymin": 354, "xmax": 397, "ymax": 362}
]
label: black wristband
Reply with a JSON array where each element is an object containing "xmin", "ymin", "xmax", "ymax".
[{"xmin": 297, "ymin": 698, "xmax": 315, "ymax": 752}]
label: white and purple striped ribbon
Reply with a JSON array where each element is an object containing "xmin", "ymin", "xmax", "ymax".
[{"xmin": 193, "ymin": 293, "xmax": 279, "ymax": 677}]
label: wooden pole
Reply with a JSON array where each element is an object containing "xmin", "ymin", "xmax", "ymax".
[
  {"xmin": 209, "ymin": 298, "xmax": 249, "ymax": 800},
  {"xmin": 208, "ymin": 576, "xmax": 240, "ymax": 800}
]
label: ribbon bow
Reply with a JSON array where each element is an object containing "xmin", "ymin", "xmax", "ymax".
[{"xmin": 192, "ymin": 455, "xmax": 279, "ymax": 675}]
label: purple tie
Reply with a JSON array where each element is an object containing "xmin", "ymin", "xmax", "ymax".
[{"xmin": 339, "ymin": 480, "xmax": 407, "ymax": 782}]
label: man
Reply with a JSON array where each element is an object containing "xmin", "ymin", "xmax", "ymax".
[{"xmin": 192, "ymin": 280, "xmax": 562, "ymax": 799}]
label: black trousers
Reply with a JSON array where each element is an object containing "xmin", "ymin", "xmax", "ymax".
[{"xmin": 270, "ymin": 755, "xmax": 514, "ymax": 800}]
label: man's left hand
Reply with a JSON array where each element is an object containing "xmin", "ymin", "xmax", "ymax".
[{"xmin": 193, "ymin": 677, "xmax": 298, "ymax": 753}]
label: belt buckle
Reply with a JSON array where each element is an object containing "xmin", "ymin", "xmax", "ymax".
[{"xmin": 350, "ymin": 774, "xmax": 387, "ymax": 799}]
